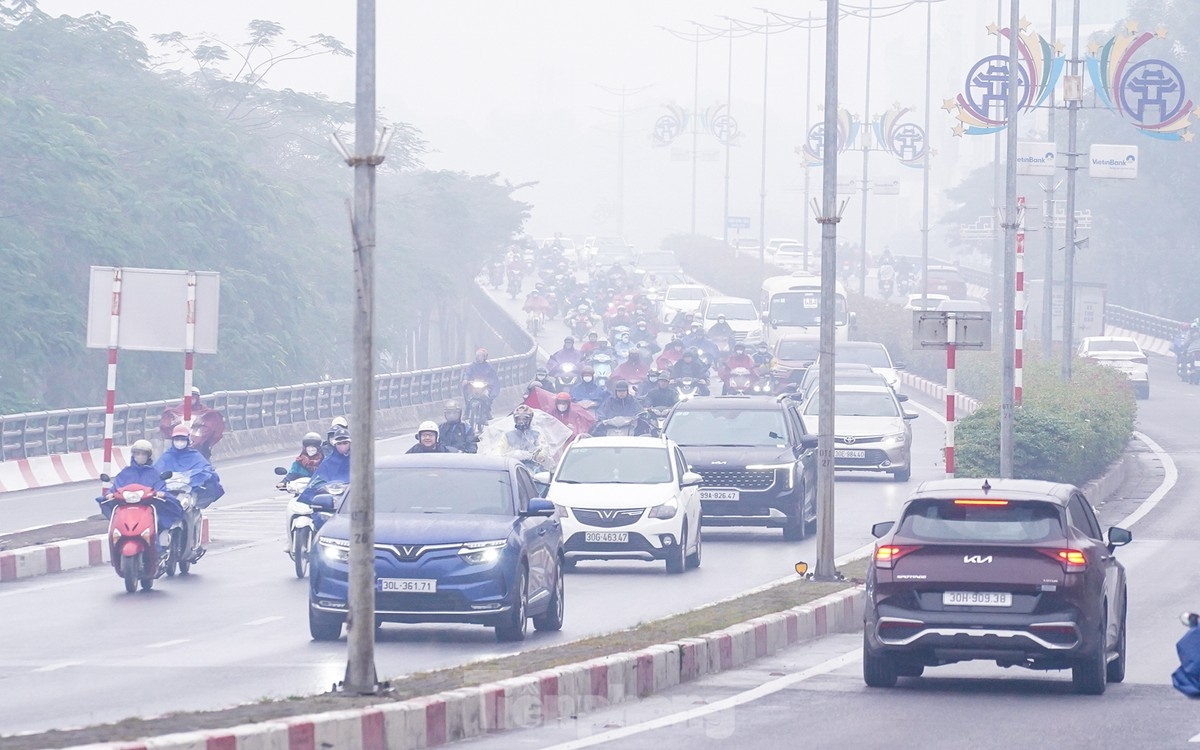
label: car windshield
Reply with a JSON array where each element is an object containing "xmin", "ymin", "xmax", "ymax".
[
  {"xmin": 668, "ymin": 287, "xmax": 706, "ymax": 301},
  {"xmin": 372, "ymin": 467, "xmax": 513, "ymax": 515},
  {"xmin": 776, "ymin": 244, "xmax": 804, "ymax": 255},
  {"xmin": 897, "ymin": 498, "xmax": 1064, "ymax": 543},
  {"xmin": 638, "ymin": 253, "xmax": 680, "ymax": 267},
  {"xmin": 707, "ymin": 301, "xmax": 758, "ymax": 321},
  {"xmin": 556, "ymin": 446, "xmax": 673, "ymax": 484},
  {"xmin": 777, "ymin": 339, "xmax": 820, "ymax": 360},
  {"xmin": 803, "ymin": 391, "xmax": 899, "ymax": 417},
  {"xmin": 768, "ymin": 292, "xmax": 848, "ymax": 326},
  {"xmin": 665, "ymin": 408, "xmax": 789, "ymax": 447},
  {"xmin": 1088, "ymin": 340, "xmax": 1140, "ymax": 353},
  {"xmin": 839, "ymin": 345, "xmax": 892, "ymax": 368}
]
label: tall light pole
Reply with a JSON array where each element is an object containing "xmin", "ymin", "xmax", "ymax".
[
  {"xmin": 1043, "ymin": 0, "xmax": 1057, "ymax": 356},
  {"xmin": 691, "ymin": 25, "xmax": 701, "ymax": 235},
  {"xmin": 1000, "ymin": 0, "xmax": 1020, "ymax": 478},
  {"xmin": 723, "ymin": 19, "xmax": 734, "ymax": 245},
  {"xmin": 856, "ymin": 0, "xmax": 874, "ymax": 297},
  {"xmin": 596, "ymin": 84, "xmax": 654, "ymax": 239},
  {"xmin": 920, "ymin": 0, "xmax": 934, "ymax": 309},
  {"xmin": 1062, "ymin": 0, "xmax": 1081, "ymax": 380},
  {"xmin": 758, "ymin": 13, "xmax": 770, "ymax": 275},
  {"xmin": 804, "ymin": 13, "xmax": 814, "ymax": 268},
  {"xmin": 991, "ymin": 0, "xmax": 1003, "ymax": 321}
]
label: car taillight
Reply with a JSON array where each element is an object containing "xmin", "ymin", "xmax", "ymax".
[
  {"xmin": 953, "ymin": 499, "xmax": 1009, "ymax": 506},
  {"xmin": 874, "ymin": 544, "xmax": 921, "ymax": 569},
  {"xmin": 1037, "ymin": 548, "xmax": 1087, "ymax": 573}
]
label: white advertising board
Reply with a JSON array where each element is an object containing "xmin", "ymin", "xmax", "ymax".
[
  {"xmin": 86, "ymin": 267, "xmax": 220, "ymax": 353},
  {"xmin": 1017, "ymin": 141, "xmax": 1057, "ymax": 176},
  {"xmin": 1025, "ymin": 279, "xmax": 1106, "ymax": 342},
  {"xmin": 1089, "ymin": 144, "xmax": 1139, "ymax": 179}
]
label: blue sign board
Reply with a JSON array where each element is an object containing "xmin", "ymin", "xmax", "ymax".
[{"xmin": 727, "ymin": 216, "xmax": 751, "ymax": 229}]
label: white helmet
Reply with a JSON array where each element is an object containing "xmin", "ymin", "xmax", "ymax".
[
  {"xmin": 417, "ymin": 421, "xmax": 439, "ymax": 440},
  {"xmin": 131, "ymin": 439, "xmax": 153, "ymax": 465}
]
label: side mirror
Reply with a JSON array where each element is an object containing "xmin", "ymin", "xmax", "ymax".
[
  {"xmin": 799, "ymin": 434, "xmax": 819, "ymax": 451},
  {"xmin": 894, "ymin": 362, "xmax": 906, "ymax": 370},
  {"xmin": 871, "ymin": 521, "xmax": 895, "ymax": 538},
  {"xmin": 533, "ymin": 471, "xmax": 552, "ymax": 484},
  {"xmin": 160, "ymin": 470, "xmax": 174, "ymax": 480},
  {"xmin": 1107, "ymin": 526, "xmax": 1132, "ymax": 550},
  {"xmin": 99, "ymin": 473, "xmax": 112, "ymax": 483},
  {"xmin": 311, "ymin": 493, "xmax": 336, "ymax": 512},
  {"xmin": 903, "ymin": 411, "xmax": 919, "ymax": 420},
  {"xmin": 524, "ymin": 498, "xmax": 554, "ymax": 516},
  {"xmin": 849, "ymin": 311, "xmax": 859, "ymax": 330},
  {"xmin": 896, "ymin": 393, "xmax": 910, "ymax": 402},
  {"xmin": 681, "ymin": 471, "xmax": 703, "ymax": 487},
  {"xmin": 274, "ymin": 466, "xmax": 288, "ymax": 476}
]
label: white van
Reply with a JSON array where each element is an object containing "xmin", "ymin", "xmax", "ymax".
[{"xmin": 760, "ymin": 272, "xmax": 854, "ymax": 347}]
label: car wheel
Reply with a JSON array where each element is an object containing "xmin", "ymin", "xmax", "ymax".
[
  {"xmin": 892, "ymin": 466, "xmax": 911, "ymax": 482},
  {"xmin": 666, "ymin": 524, "xmax": 687, "ymax": 574},
  {"xmin": 862, "ymin": 632, "xmax": 898, "ymax": 688},
  {"xmin": 686, "ymin": 521, "xmax": 702, "ymax": 569},
  {"xmin": 895, "ymin": 662, "xmax": 925, "ymax": 678},
  {"xmin": 782, "ymin": 496, "xmax": 807, "ymax": 541},
  {"xmin": 1072, "ymin": 612, "xmax": 1108, "ymax": 695},
  {"xmin": 1107, "ymin": 602, "xmax": 1127, "ymax": 684},
  {"xmin": 292, "ymin": 527, "xmax": 311, "ymax": 579},
  {"xmin": 495, "ymin": 567, "xmax": 529, "ymax": 642},
  {"xmin": 533, "ymin": 564, "xmax": 565, "ymax": 632},
  {"xmin": 309, "ymin": 608, "xmax": 344, "ymax": 641},
  {"xmin": 1137, "ymin": 383, "xmax": 1149, "ymax": 400}
]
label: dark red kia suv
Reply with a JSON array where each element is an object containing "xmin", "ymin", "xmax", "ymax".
[{"xmin": 864, "ymin": 479, "xmax": 1132, "ymax": 694}]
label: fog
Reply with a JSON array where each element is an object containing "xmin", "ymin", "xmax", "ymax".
[{"xmin": 39, "ymin": 0, "xmax": 1129, "ymax": 255}]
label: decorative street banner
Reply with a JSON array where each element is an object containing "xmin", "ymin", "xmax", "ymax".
[
  {"xmin": 799, "ymin": 106, "xmax": 856, "ymax": 165},
  {"xmin": 876, "ymin": 105, "xmax": 927, "ymax": 167},
  {"xmin": 1087, "ymin": 20, "xmax": 1194, "ymax": 141},
  {"xmin": 945, "ymin": 19, "xmax": 1064, "ymax": 136},
  {"xmin": 651, "ymin": 103, "xmax": 740, "ymax": 147}
]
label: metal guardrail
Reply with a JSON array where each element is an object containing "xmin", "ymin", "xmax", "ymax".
[
  {"xmin": 1106, "ymin": 305, "xmax": 1185, "ymax": 343},
  {"xmin": 0, "ymin": 286, "xmax": 537, "ymax": 461}
]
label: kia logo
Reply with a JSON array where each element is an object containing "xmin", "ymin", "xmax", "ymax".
[{"xmin": 963, "ymin": 555, "xmax": 993, "ymax": 564}]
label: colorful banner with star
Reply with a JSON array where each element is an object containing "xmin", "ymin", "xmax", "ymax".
[{"xmin": 1087, "ymin": 19, "xmax": 1194, "ymax": 142}]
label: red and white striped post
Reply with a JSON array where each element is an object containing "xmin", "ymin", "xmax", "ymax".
[
  {"xmin": 182, "ymin": 271, "xmax": 197, "ymax": 422},
  {"xmin": 1015, "ymin": 195, "xmax": 1025, "ymax": 405},
  {"xmin": 945, "ymin": 313, "xmax": 956, "ymax": 479},
  {"xmin": 102, "ymin": 268, "xmax": 123, "ymax": 483}
]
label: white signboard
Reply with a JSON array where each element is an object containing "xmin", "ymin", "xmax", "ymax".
[
  {"xmin": 1089, "ymin": 144, "xmax": 1138, "ymax": 179},
  {"xmin": 1025, "ymin": 279, "xmax": 1106, "ymax": 342},
  {"xmin": 86, "ymin": 267, "xmax": 220, "ymax": 353},
  {"xmin": 1017, "ymin": 141, "xmax": 1057, "ymax": 176}
]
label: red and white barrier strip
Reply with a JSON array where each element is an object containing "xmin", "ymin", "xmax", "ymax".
[
  {"xmin": 103, "ymin": 268, "xmax": 123, "ymax": 481},
  {"xmin": 1015, "ymin": 196, "xmax": 1025, "ymax": 405},
  {"xmin": 945, "ymin": 333, "xmax": 957, "ymax": 479},
  {"xmin": 0, "ymin": 516, "xmax": 208, "ymax": 584},
  {"xmin": 56, "ymin": 587, "xmax": 864, "ymax": 750},
  {"xmin": 0, "ymin": 447, "xmax": 128, "ymax": 494}
]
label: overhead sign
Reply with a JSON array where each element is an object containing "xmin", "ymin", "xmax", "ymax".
[
  {"xmin": 726, "ymin": 216, "xmax": 751, "ymax": 229},
  {"xmin": 1017, "ymin": 141, "xmax": 1057, "ymax": 175},
  {"xmin": 1089, "ymin": 144, "xmax": 1139, "ymax": 179},
  {"xmin": 86, "ymin": 267, "xmax": 220, "ymax": 353},
  {"xmin": 913, "ymin": 311, "xmax": 993, "ymax": 351}
]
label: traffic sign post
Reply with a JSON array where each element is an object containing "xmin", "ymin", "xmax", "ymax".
[{"xmin": 914, "ymin": 311, "xmax": 992, "ymax": 477}]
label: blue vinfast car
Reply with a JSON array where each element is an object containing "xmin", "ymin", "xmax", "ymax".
[{"xmin": 308, "ymin": 454, "xmax": 565, "ymax": 642}]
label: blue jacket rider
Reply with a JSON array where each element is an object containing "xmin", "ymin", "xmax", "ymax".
[
  {"xmin": 593, "ymin": 380, "xmax": 643, "ymax": 429},
  {"xmin": 438, "ymin": 400, "xmax": 477, "ymax": 453},
  {"xmin": 299, "ymin": 428, "xmax": 351, "ymax": 504},
  {"xmin": 569, "ymin": 365, "xmax": 610, "ymax": 407},
  {"xmin": 155, "ymin": 425, "xmax": 225, "ymax": 509},
  {"xmin": 99, "ymin": 439, "xmax": 182, "ymax": 537},
  {"xmin": 463, "ymin": 348, "xmax": 501, "ymax": 403}
]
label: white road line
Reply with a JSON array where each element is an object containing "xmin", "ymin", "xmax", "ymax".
[
  {"xmin": 1115, "ymin": 431, "xmax": 1177, "ymax": 530},
  {"xmin": 544, "ymin": 647, "xmax": 861, "ymax": 750},
  {"xmin": 147, "ymin": 639, "xmax": 189, "ymax": 649},
  {"xmin": 32, "ymin": 661, "xmax": 84, "ymax": 673},
  {"xmin": 1190, "ymin": 731, "xmax": 1200, "ymax": 743},
  {"xmin": 245, "ymin": 616, "xmax": 285, "ymax": 627}
]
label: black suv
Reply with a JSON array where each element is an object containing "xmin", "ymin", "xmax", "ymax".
[{"xmin": 661, "ymin": 395, "xmax": 818, "ymax": 540}]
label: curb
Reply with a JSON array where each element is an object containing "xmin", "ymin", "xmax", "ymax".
[
  {"xmin": 898, "ymin": 371, "xmax": 980, "ymax": 416},
  {"xmin": 0, "ymin": 517, "xmax": 209, "ymax": 584},
  {"xmin": 0, "ymin": 446, "xmax": 131, "ymax": 494},
  {"xmin": 59, "ymin": 587, "xmax": 864, "ymax": 750}
]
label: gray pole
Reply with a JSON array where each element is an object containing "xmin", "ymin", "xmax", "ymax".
[
  {"xmin": 691, "ymin": 27, "xmax": 700, "ymax": 235},
  {"xmin": 1043, "ymin": 0, "xmax": 1057, "ymax": 356},
  {"xmin": 758, "ymin": 19, "xmax": 770, "ymax": 277},
  {"xmin": 344, "ymin": 0, "xmax": 379, "ymax": 694},
  {"xmin": 920, "ymin": 0, "xmax": 932, "ymax": 310},
  {"xmin": 803, "ymin": 13, "xmax": 813, "ymax": 271},
  {"xmin": 1062, "ymin": 0, "xmax": 1081, "ymax": 381},
  {"xmin": 723, "ymin": 19, "xmax": 734, "ymax": 246},
  {"xmin": 991, "ymin": 0, "xmax": 1002, "ymax": 321},
  {"xmin": 815, "ymin": 0, "xmax": 840, "ymax": 582},
  {"xmin": 857, "ymin": 0, "xmax": 873, "ymax": 297},
  {"xmin": 1000, "ymin": 0, "xmax": 1019, "ymax": 479},
  {"xmin": 618, "ymin": 86, "xmax": 627, "ymax": 239}
]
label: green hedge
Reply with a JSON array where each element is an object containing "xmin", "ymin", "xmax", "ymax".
[{"xmin": 666, "ymin": 232, "xmax": 1136, "ymax": 486}]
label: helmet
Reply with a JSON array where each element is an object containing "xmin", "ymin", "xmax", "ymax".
[
  {"xmin": 417, "ymin": 421, "xmax": 439, "ymax": 440},
  {"xmin": 171, "ymin": 424, "xmax": 191, "ymax": 439},
  {"xmin": 536, "ymin": 366, "xmax": 549, "ymax": 379},
  {"xmin": 684, "ymin": 347, "xmax": 698, "ymax": 357},
  {"xmin": 331, "ymin": 428, "xmax": 352, "ymax": 445},
  {"xmin": 331, "ymin": 416, "xmax": 349, "ymax": 431},
  {"xmin": 717, "ymin": 314, "xmax": 726, "ymax": 321},
  {"xmin": 190, "ymin": 386, "xmax": 201, "ymax": 397},
  {"xmin": 555, "ymin": 391, "xmax": 571, "ymax": 403},
  {"xmin": 444, "ymin": 399, "xmax": 462, "ymax": 421},
  {"xmin": 563, "ymin": 336, "xmax": 574, "ymax": 345},
  {"xmin": 131, "ymin": 439, "xmax": 153, "ymax": 465},
  {"xmin": 734, "ymin": 342, "xmax": 746, "ymax": 353},
  {"xmin": 657, "ymin": 370, "xmax": 671, "ymax": 382},
  {"xmin": 302, "ymin": 432, "xmax": 322, "ymax": 448},
  {"xmin": 513, "ymin": 404, "xmax": 534, "ymax": 430},
  {"xmin": 613, "ymin": 379, "xmax": 630, "ymax": 393},
  {"xmin": 577, "ymin": 304, "xmax": 588, "ymax": 314},
  {"xmin": 581, "ymin": 365, "xmax": 595, "ymax": 375},
  {"xmin": 475, "ymin": 347, "xmax": 489, "ymax": 360}
]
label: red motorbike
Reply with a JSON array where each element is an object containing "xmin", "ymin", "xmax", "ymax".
[{"xmin": 103, "ymin": 481, "xmax": 169, "ymax": 594}]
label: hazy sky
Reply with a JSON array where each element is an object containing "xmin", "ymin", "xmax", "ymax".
[{"xmin": 36, "ymin": 1, "xmax": 1129, "ymax": 255}]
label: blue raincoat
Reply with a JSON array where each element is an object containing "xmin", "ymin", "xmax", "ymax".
[
  {"xmin": 99, "ymin": 462, "xmax": 182, "ymax": 532},
  {"xmin": 299, "ymin": 448, "xmax": 350, "ymax": 505},
  {"xmin": 154, "ymin": 446, "xmax": 225, "ymax": 509},
  {"xmin": 1173, "ymin": 625, "xmax": 1200, "ymax": 697}
]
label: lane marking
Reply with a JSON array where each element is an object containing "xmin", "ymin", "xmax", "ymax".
[
  {"xmin": 32, "ymin": 661, "xmax": 84, "ymax": 673},
  {"xmin": 148, "ymin": 639, "xmax": 189, "ymax": 649},
  {"xmin": 544, "ymin": 646, "xmax": 861, "ymax": 749},
  {"xmin": 245, "ymin": 616, "xmax": 285, "ymax": 627},
  {"xmin": 1115, "ymin": 431, "xmax": 1177, "ymax": 530}
]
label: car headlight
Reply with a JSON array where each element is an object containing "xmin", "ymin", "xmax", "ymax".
[
  {"xmin": 319, "ymin": 538, "xmax": 350, "ymax": 562},
  {"xmin": 648, "ymin": 499, "xmax": 679, "ymax": 520},
  {"xmin": 553, "ymin": 504, "xmax": 570, "ymax": 519},
  {"xmin": 882, "ymin": 432, "xmax": 907, "ymax": 446},
  {"xmin": 747, "ymin": 462, "xmax": 793, "ymax": 488},
  {"xmin": 458, "ymin": 539, "xmax": 507, "ymax": 565}
]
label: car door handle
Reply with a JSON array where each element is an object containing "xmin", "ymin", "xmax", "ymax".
[{"xmin": 539, "ymin": 528, "xmax": 547, "ymax": 536}]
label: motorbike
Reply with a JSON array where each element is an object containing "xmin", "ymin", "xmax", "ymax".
[
  {"xmin": 674, "ymin": 377, "xmax": 709, "ymax": 400},
  {"xmin": 1175, "ymin": 612, "xmax": 1200, "ymax": 697},
  {"xmin": 592, "ymin": 414, "xmax": 641, "ymax": 437},
  {"xmin": 723, "ymin": 367, "xmax": 758, "ymax": 395},
  {"xmin": 553, "ymin": 362, "xmax": 581, "ymax": 391},
  {"xmin": 589, "ymin": 352, "xmax": 614, "ymax": 389},
  {"xmin": 896, "ymin": 270, "xmax": 914, "ymax": 297},
  {"xmin": 567, "ymin": 313, "xmax": 595, "ymax": 340},
  {"xmin": 274, "ymin": 468, "xmax": 338, "ymax": 578},
  {"xmin": 465, "ymin": 379, "xmax": 493, "ymax": 428},
  {"xmin": 163, "ymin": 471, "xmax": 207, "ymax": 576},
  {"xmin": 1183, "ymin": 344, "xmax": 1200, "ymax": 384},
  {"xmin": 642, "ymin": 406, "xmax": 670, "ymax": 437},
  {"xmin": 877, "ymin": 264, "xmax": 896, "ymax": 299},
  {"xmin": 100, "ymin": 478, "xmax": 170, "ymax": 593},
  {"xmin": 488, "ymin": 261, "xmax": 505, "ymax": 289},
  {"xmin": 526, "ymin": 309, "xmax": 545, "ymax": 337},
  {"xmin": 507, "ymin": 271, "xmax": 522, "ymax": 300}
]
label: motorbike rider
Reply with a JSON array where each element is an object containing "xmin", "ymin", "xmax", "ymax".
[
  {"xmin": 462, "ymin": 347, "xmax": 501, "ymax": 409},
  {"xmin": 279, "ymin": 432, "xmax": 325, "ymax": 487},
  {"xmin": 671, "ymin": 347, "xmax": 712, "ymax": 396},
  {"xmin": 683, "ymin": 324, "xmax": 718, "ymax": 364},
  {"xmin": 752, "ymin": 341, "xmax": 773, "ymax": 370},
  {"xmin": 498, "ymin": 405, "xmax": 550, "ymax": 470},
  {"xmin": 612, "ymin": 349, "xmax": 649, "ymax": 389},
  {"xmin": 155, "ymin": 425, "xmax": 225, "ymax": 510},
  {"xmin": 570, "ymin": 364, "xmax": 609, "ymax": 407},
  {"xmin": 322, "ymin": 415, "xmax": 350, "ymax": 457},
  {"xmin": 877, "ymin": 246, "xmax": 895, "ymax": 268},
  {"xmin": 706, "ymin": 314, "xmax": 736, "ymax": 351},
  {"xmin": 439, "ymin": 400, "xmax": 477, "ymax": 453},
  {"xmin": 642, "ymin": 370, "xmax": 679, "ymax": 409},
  {"xmin": 656, "ymin": 339, "xmax": 685, "ymax": 371},
  {"xmin": 580, "ymin": 331, "xmax": 602, "ymax": 356},
  {"xmin": 631, "ymin": 319, "xmax": 660, "ymax": 355},
  {"xmin": 592, "ymin": 380, "xmax": 643, "ymax": 433},
  {"xmin": 299, "ymin": 428, "xmax": 351, "ymax": 504},
  {"xmin": 530, "ymin": 365, "xmax": 556, "ymax": 392},
  {"xmin": 523, "ymin": 288, "xmax": 553, "ymax": 317},
  {"xmin": 719, "ymin": 342, "xmax": 758, "ymax": 385},
  {"xmin": 587, "ymin": 336, "xmax": 617, "ymax": 363},
  {"xmin": 97, "ymin": 439, "xmax": 182, "ymax": 546},
  {"xmin": 547, "ymin": 336, "xmax": 581, "ymax": 374},
  {"xmin": 407, "ymin": 421, "xmax": 459, "ymax": 454},
  {"xmin": 158, "ymin": 386, "xmax": 226, "ymax": 460}
]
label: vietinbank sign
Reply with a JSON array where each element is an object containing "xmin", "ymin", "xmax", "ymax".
[
  {"xmin": 1016, "ymin": 141, "xmax": 1056, "ymax": 176},
  {"xmin": 1089, "ymin": 144, "xmax": 1139, "ymax": 179}
]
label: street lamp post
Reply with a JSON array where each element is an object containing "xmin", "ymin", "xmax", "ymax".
[
  {"xmin": 1000, "ymin": 0, "xmax": 1020, "ymax": 479},
  {"xmin": 920, "ymin": 0, "xmax": 933, "ymax": 309},
  {"xmin": 723, "ymin": 19, "xmax": 734, "ymax": 245},
  {"xmin": 691, "ymin": 25, "xmax": 701, "ymax": 235},
  {"xmin": 758, "ymin": 14, "xmax": 770, "ymax": 275},
  {"xmin": 1062, "ymin": 0, "xmax": 1082, "ymax": 380},
  {"xmin": 857, "ymin": 0, "xmax": 874, "ymax": 297},
  {"xmin": 1043, "ymin": 0, "xmax": 1058, "ymax": 357}
]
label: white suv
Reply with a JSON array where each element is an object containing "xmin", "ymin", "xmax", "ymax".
[{"xmin": 541, "ymin": 436, "xmax": 703, "ymax": 574}]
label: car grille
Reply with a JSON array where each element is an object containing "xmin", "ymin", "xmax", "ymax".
[
  {"xmin": 836, "ymin": 435, "xmax": 885, "ymax": 444},
  {"xmin": 376, "ymin": 591, "xmax": 470, "ymax": 613},
  {"xmin": 699, "ymin": 469, "xmax": 775, "ymax": 490},
  {"xmin": 572, "ymin": 507, "xmax": 646, "ymax": 527}
]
